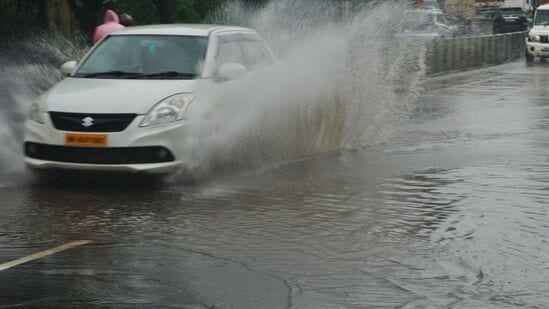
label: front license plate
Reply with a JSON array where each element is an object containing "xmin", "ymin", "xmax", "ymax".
[{"xmin": 65, "ymin": 133, "xmax": 108, "ymax": 147}]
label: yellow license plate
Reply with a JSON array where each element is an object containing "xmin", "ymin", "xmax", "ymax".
[{"xmin": 65, "ymin": 133, "xmax": 108, "ymax": 147}]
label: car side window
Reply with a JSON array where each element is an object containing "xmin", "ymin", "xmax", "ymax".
[
  {"xmin": 241, "ymin": 35, "xmax": 273, "ymax": 70},
  {"xmin": 216, "ymin": 35, "xmax": 245, "ymax": 71}
]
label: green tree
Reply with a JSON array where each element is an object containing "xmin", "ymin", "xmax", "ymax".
[
  {"xmin": 176, "ymin": 0, "xmax": 201, "ymax": 23},
  {"xmin": 67, "ymin": 0, "xmax": 104, "ymax": 40},
  {"xmin": 0, "ymin": 0, "xmax": 47, "ymax": 37},
  {"xmin": 115, "ymin": 0, "xmax": 225, "ymax": 25},
  {"xmin": 0, "ymin": 0, "xmax": 232, "ymax": 42},
  {"xmin": 115, "ymin": 0, "xmax": 159, "ymax": 25},
  {"xmin": 194, "ymin": 0, "xmax": 224, "ymax": 20},
  {"xmin": 152, "ymin": 0, "xmax": 177, "ymax": 23}
]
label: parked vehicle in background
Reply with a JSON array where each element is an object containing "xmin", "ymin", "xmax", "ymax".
[
  {"xmin": 503, "ymin": 0, "xmax": 531, "ymax": 13},
  {"xmin": 400, "ymin": 8, "xmax": 457, "ymax": 38},
  {"xmin": 492, "ymin": 6, "xmax": 528, "ymax": 34},
  {"xmin": 24, "ymin": 25, "xmax": 276, "ymax": 174},
  {"xmin": 525, "ymin": 4, "xmax": 549, "ymax": 62},
  {"xmin": 475, "ymin": 6, "xmax": 498, "ymax": 21}
]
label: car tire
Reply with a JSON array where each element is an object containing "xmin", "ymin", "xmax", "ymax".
[{"xmin": 526, "ymin": 50, "xmax": 534, "ymax": 63}]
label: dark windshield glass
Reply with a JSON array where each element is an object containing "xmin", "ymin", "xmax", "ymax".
[
  {"xmin": 535, "ymin": 10, "xmax": 549, "ymax": 25},
  {"xmin": 75, "ymin": 35, "xmax": 208, "ymax": 79},
  {"xmin": 499, "ymin": 8, "xmax": 524, "ymax": 15}
]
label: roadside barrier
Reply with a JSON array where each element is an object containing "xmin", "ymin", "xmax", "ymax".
[{"xmin": 426, "ymin": 31, "xmax": 527, "ymax": 74}]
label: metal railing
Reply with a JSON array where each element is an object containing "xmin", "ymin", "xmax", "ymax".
[{"xmin": 425, "ymin": 31, "xmax": 527, "ymax": 74}]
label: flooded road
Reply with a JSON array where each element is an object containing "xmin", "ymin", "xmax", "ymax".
[{"xmin": 2, "ymin": 61, "xmax": 549, "ymax": 308}]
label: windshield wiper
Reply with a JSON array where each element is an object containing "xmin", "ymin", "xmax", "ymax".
[
  {"xmin": 130, "ymin": 71, "xmax": 197, "ymax": 79},
  {"xmin": 75, "ymin": 71, "xmax": 143, "ymax": 78},
  {"xmin": 74, "ymin": 70, "xmax": 197, "ymax": 79}
]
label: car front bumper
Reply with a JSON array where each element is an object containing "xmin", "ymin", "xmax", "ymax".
[
  {"xmin": 526, "ymin": 40, "xmax": 549, "ymax": 57},
  {"xmin": 494, "ymin": 24, "xmax": 527, "ymax": 33},
  {"xmin": 24, "ymin": 157, "xmax": 182, "ymax": 173},
  {"xmin": 24, "ymin": 114, "xmax": 189, "ymax": 174}
]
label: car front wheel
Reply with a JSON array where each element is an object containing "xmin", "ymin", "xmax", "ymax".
[{"xmin": 526, "ymin": 50, "xmax": 534, "ymax": 63}]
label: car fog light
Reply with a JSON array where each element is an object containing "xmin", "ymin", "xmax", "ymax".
[
  {"xmin": 531, "ymin": 47, "xmax": 536, "ymax": 52},
  {"xmin": 27, "ymin": 144, "xmax": 37, "ymax": 154},
  {"xmin": 157, "ymin": 149, "xmax": 169, "ymax": 159}
]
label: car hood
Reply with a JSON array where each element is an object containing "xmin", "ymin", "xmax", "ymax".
[
  {"xmin": 531, "ymin": 25, "xmax": 549, "ymax": 35},
  {"xmin": 43, "ymin": 77, "xmax": 198, "ymax": 114}
]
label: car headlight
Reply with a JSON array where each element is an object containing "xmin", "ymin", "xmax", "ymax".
[
  {"xmin": 28, "ymin": 100, "xmax": 45, "ymax": 124},
  {"xmin": 140, "ymin": 93, "xmax": 194, "ymax": 127},
  {"xmin": 529, "ymin": 34, "xmax": 541, "ymax": 42}
]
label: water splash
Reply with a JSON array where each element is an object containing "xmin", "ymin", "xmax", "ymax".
[
  {"xmin": 181, "ymin": 0, "xmax": 427, "ymax": 176},
  {"xmin": 0, "ymin": 33, "xmax": 87, "ymax": 175}
]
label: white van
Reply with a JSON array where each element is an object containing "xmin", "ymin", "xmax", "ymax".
[
  {"xmin": 526, "ymin": 4, "xmax": 549, "ymax": 62},
  {"xmin": 24, "ymin": 25, "xmax": 276, "ymax": 173}
]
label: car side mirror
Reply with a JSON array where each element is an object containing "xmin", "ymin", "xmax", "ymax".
[
  {"xmin": 60, "ymin": 61, "xmax": 77, "ymax": 76},
  {"xmin": 217, "ymin": 63, "xmax": 247, "ymax": 82}
]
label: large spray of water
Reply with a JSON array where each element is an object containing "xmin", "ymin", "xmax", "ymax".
[
  {"xmin": 181, "ymin": 0, "xmax": 426, "ymax": 175},
  {"xmin": 0, "ymin": 34, "xmax": 86, "ymax": 175},
  {"xmin": 0, "ymin": 0, "xmax": 426, "ymax": 179}
]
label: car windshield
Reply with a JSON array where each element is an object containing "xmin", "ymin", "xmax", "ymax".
[
  {"xmin": 74, "ymin": 35, "xmax": 208, "ymax": 79},
  {"xmin": 535, "ymin": 10, "xmax": 549, "ymax": 25},
  {"xmin": 477, "ymin": 7, "xmax": 495, "ymax": 14},
  {"xmin": 499, "ymin": 8, "xmax": 524, "ymax": 15}
]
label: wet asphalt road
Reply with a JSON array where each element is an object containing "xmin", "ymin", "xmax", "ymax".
[{"xmin": 2, "ymin": 60, "xmax": 549, "ymax": 308}]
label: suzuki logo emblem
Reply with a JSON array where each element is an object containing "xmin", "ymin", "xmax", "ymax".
[{"xmin": 82, "ymin": 116, "xmax": 94, "ymax": 127}]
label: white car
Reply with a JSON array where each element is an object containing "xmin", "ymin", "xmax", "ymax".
[
  {"xmin": 526, "ymin": 4, "xmax": 549, "ymax": 62},
  {"xmin": 24, "ymin": 24, "xmax": 276, "ymax": 173}
]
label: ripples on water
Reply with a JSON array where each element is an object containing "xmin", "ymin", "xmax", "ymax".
[{"xmin": 9, "ymin": 152, "xmax": 547, "ymax": 307}]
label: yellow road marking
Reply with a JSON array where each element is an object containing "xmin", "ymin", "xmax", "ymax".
[{"xmin": 0, "ymin": 240, "xmax": 93, "ymax": 271}]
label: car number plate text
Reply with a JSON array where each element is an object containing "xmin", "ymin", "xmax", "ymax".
[{"xmin": 65, "ymin": 133, "xmax": 108, "ymax": 147}]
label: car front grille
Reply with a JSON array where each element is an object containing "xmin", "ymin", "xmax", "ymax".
[
  {"xmin": 25, "ymin": 142, "xmax": 175, "ymax": 165},
  {"xmin": 541, "ymin": 35, "xmax": 549, "ymax": 43},
  {"xmin": 49, "ymin": 112, "xmax": 137, "ymax": 132}
]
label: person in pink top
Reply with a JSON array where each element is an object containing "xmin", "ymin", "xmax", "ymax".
[{"xmin": 93, "ymin": 9, "xmax": 125, "ymax": 44}]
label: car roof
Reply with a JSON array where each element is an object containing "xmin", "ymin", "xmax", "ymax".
[
  {"xmin": 538, "ymin": 4, "xmax": 549, "ymax": 10},
  {"xmin": 499, "ymin": 6, "xmax": 523, "ymax": 9},
  {"xmin": 405, "ymin": 8, "xmax": 444, "ymax": 14},
  {"xmin": 111, "ymin": 24, "xmax": 256, "ymax": 37}
]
